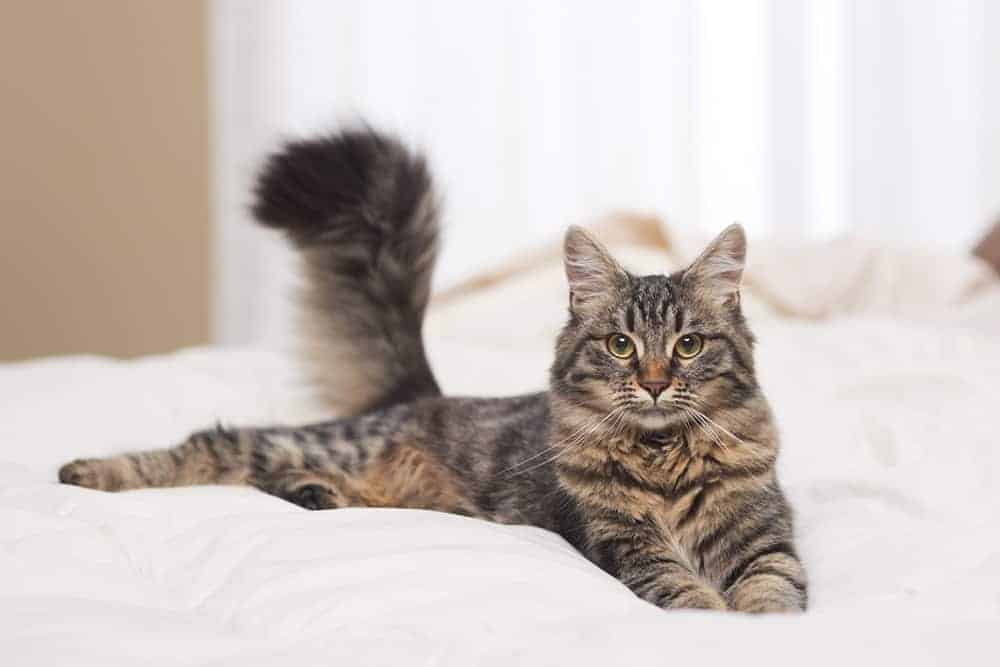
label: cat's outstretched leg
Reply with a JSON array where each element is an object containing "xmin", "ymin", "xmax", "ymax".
[
  {"xmin": 59, "ymin": 427, "xmax": 368, "ymax": 509},
  {"xmin": 57, "ymin": 415, "xmax": 478, "ymax": 515},
  {"xmin": 57, "ymin": 422, "xmax": 367, "ymax": 511},
  {"xmin": 59, "ymin": 426, "xmax": 254, "ymax": 492}
]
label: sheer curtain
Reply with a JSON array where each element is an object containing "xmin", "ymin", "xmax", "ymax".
[{"xmin": 210, "ymin": 0, "xmax": 1000, "ymax": 344}]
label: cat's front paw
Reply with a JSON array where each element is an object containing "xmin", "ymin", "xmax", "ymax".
[
  {"xmin": 672, "ymin": 586, "xmax": 729, "ymax": 611},
  {"xmin": 58, "ymin": 458, "xmax": 108, "ymax": 490}
]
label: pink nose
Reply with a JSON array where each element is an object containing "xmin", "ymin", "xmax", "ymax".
[{"xmin": 639, "ymin": 380, "xmax": 670, "ymax": 400}]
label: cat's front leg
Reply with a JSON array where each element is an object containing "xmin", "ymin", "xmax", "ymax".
[
  {"xmin": 620, "ymin": 557, "xmax": 727, "ymax": 610},
  {"xmin": 722, "ymin": 542, "xmax": 808, "ymax": 613},
  {"xmin": 593, "ymin": 520, "xmax": 727, "ymax": 611},
  {"xmin": 633, "ymin": 570, "xmax": 728, "ymax": 610}
]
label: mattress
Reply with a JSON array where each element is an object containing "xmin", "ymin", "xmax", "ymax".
[{"xmin": 3, "ymin": 225, "xmax": 1000, "ymax": 665}]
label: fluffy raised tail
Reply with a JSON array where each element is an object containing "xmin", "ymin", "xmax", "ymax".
[{"xmin": 253, "ymin": 128, "xmax": 442, "ymax": 414}]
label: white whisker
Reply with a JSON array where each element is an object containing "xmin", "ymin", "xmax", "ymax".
[
  {"xmin": 496, "ymin": 397, "xmax": 611, "ymax": 474},
  {"xmin": 686, "ymin": 397, "xmax": 748, "ymax": 446},
  {"xmin": 504, "ymin": 406, "xmax": 627, "ymax": 478},
  {"xmin": 674, "ymin": 401, "xmax": 734, "ymax": 452}
]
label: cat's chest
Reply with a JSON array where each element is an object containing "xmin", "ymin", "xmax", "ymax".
[{"xmin": 558, "ymin": 433, "xmax": 726, "ymax": 533}]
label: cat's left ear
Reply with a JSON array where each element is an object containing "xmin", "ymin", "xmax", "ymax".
[{"xmin": 683, "ymin": 224, "xmax": 746, "ymax": 306}]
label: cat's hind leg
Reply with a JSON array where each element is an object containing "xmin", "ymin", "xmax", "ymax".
[
  {"xmin": 254, "ymin": 469, "xmax": 356, "ymax": 510},
  {"xmin": 57, "ymin": 422, "xmax": 362, "ymax": 500},
  {"xmin": 58, "ymin": 417, "xmax": 478, "ymax": 515},
  {"xmin": 58, "ymin": 427, "xmax": 382, "ymax": 514},
  {"xmin": 58, "ymin": 425, "xmax": 253, "ymax": 492},
  {"xmin": 246, "ymin": 437, "xmax": 471, "ymax": 512},
  {"xmin": 58, "ymin": 420, "xmax": 389, "ymax": 511}
]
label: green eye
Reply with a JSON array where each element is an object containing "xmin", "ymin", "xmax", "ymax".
[
  {"xmin": 674, "ymin": 333, "xmax": 703, "ymax": 359},
  {"xmin": 606, "ymin": 333, "xmax": 635, "ymax": 359}
]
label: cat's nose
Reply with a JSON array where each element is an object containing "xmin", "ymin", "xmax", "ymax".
[{"xmin": 639, "ymin": 380, "xmax": 670, "ymax": 400}]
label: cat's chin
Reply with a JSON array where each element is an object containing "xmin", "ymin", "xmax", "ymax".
[{"xmin": 628, "ymin": 407, "xmax": 684, "ymax": 431}]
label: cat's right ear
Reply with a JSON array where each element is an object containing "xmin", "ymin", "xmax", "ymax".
[{"xmin": 563, "ymin": 226, "xmax": 628, "ymax": 315}]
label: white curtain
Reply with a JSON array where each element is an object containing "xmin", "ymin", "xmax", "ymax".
[{"xmin": 210, "ymin": 0, "xmax": 1000, "ymax": 345}]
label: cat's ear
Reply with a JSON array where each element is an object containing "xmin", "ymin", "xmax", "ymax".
[
  {"xmin": 563, "ymin": 226, "xmax": 628, "ymax": 314},
  {"xmin": 683, "ymin": 224, "xmax": 746, "ymax": 306}
]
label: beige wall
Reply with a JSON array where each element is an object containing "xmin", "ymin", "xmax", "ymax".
[{"xmin": 0, "ymin": 1, "xmax": 210, "ymax": 361}]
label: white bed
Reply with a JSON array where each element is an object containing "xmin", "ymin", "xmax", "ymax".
[{"xmin": 4, "ymin": 223, "xmax": 1000, "ymax": 666}]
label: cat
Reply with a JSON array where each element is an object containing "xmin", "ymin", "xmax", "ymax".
[{"xmin": 59, "ymin": 129, "xmax": 807, "ymax": 613}]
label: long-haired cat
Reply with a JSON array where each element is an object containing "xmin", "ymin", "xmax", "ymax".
[{"xmin": 60, "ymin": 129, "xmax": 807, "ymax": 613}]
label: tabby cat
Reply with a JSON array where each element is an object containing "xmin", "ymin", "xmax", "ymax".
[{"xmin": 59, "ymin": 129, "xmax": 807, "ymax": 613}]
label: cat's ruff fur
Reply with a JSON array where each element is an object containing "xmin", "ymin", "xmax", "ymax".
[{"xmin": 59, "ymin": 128, "xmax": 807, "ymax": 613}]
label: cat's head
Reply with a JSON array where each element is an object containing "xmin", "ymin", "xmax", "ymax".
[{"xmin": 550, "ymin": 224, "xmax": 756, "ymax": 434}]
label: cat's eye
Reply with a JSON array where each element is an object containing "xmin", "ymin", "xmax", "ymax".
[
  {"xmin": 674, "ymin": 334, "xmax": 704, "ymax": 359},
  {"xmin": 606, "ymin": 333, "xmax": 635, "ymax": 358}
]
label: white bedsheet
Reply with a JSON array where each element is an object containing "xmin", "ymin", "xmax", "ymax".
[{"xmin": 3, "ymin": 229, "xmax": 1000, "ymax": 666}]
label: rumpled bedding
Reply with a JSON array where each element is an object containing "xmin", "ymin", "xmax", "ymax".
[{"xmin": 3, "ymin": 217, "xmax": 999, "ymax": 666}]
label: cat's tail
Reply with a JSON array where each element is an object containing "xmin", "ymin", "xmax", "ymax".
[{"xmin": 253, "ymin": 128, "xmax": 442, "ymax": 414}]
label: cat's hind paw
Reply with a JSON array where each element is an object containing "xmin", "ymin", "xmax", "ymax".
[
  {"xmin": 58, "ymin": 458, "xmax": 108, "ymax": 490},
  {"xmin": 287, "ymin": 482, "xmax": 341, "ymax": 510}
]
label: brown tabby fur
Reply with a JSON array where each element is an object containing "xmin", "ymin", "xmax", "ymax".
[{"xmin": 60, "ymin": 129, "xmax": 807, "ymax": 613}]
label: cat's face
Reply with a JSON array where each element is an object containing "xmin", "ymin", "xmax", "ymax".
[{"xmin": 550, "ymin": 225, "xmax": 757, "ymax": 433}]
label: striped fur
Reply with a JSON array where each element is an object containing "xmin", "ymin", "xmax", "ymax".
[
  {"xmin": 550, "ymin": 225, "xmax": 806, "ymax": 612},
  {"xmin": 60, "ymin": 130, "xmax": 806, "ymax": 613},
  {"xmin": 253, "ymin": 128, "xmax": 441, "ymax": 414}
]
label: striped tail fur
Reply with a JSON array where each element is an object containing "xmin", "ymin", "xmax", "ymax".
[{"xmin": 252, "ymin": 128, "xmax": 442, "ymax": 415}]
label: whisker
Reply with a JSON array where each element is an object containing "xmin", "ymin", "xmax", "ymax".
[
  {"xmin": 506, "ymin": 406, "xmax": 628, "ymax": 478},
  {"xmin": 500, "ymin": 405, "xmax": 624, "ymax": 477},
  {"xmin": 686, "ymin": 397, "xmax": 748, "ymax": 446},
  {"xmin": 497, "ymin": 412, "xmax": 597, "ymax": 474},
  {"xmin": 683, "ymin": 408, "xmax": 725, "ymax": 451},
  {"xmin": 673, "ymin": 401, "xmax": 730, "ymax": 452}
]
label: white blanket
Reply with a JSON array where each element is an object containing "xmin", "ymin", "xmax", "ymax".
[{"xmin": 3, "ymin": 222, "xmax": 1000, "ymax": 665}]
